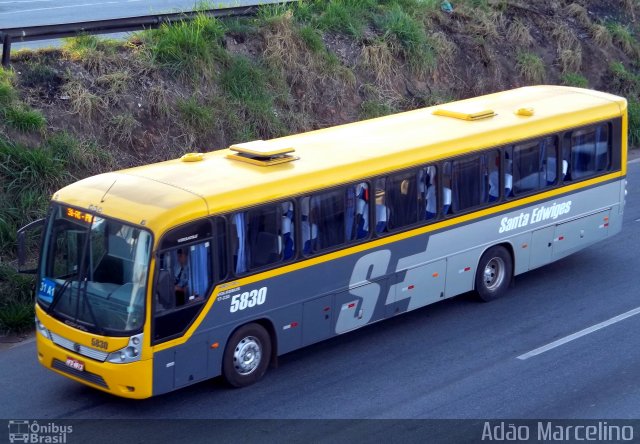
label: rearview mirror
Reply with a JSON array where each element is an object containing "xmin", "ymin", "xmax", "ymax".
[{"xmin": 17, "ymin": 218, "xmax": 45, "ymax": 274}]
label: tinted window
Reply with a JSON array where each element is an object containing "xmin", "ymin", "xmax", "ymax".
[
  {"xmin": 564, "ymin": 124, "xmax": 610, "ymax": 181},
  {"xmin": 509, "ymin": 136, "xmax": 558, "ymax": 195},
  {"xmin": 383, "ymin": 170, "xmax": 419, "ymax": 231},
  {"xmin": 154, "ymin": 220, "xmax": 213, "ymax": 342},
  {"xmin": 231, "ymin": 201, "xmax": 295, "ymax": 273},
  {"xmin": 304, "ymin": 189, "xmax": 346, "ymax": 254},
  {"xmin": 445, "ymin": 151, "xmax": 498, "ymax": 213}
]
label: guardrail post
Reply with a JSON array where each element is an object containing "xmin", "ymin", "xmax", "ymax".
[{"xmin": 2, "ymin": 34, "xmax": 11, "ymax": 67}]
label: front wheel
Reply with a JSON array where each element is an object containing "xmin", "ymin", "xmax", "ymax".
[
  {"xmin": 222, "ymin": 323, "xmax": 271, "ymax": 388},
  {"xmin": 475, "ymin": 246, "xmax": 513, "ymax": 302}
]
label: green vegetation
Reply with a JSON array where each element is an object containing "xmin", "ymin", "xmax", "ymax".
[
  {"xmin": 312, "ymin": 0, "xmax": 376, "ymax": 37},
  {"xmin": 299, "ymin": 25, "xmax": 325, "ymax": 53},
  {"xmin": 178, "ymin": 96, "xmax": 215, "ymax": 133},
  {"xmin": 609, "ymin": 61, "xmax": 640, "ymax": 97},
  {"xmin": 4, "ymin": 106, "xmax": 46, "ymax": 133},
  {"xmin": 377, "ymin": 3, "xmax": 434, "ymax": 72},
  {"xmin": 221, "ymin": 56, "xmax": 285, "ymax": 140},
  {"xmin": 359, "ymin": 99, "xmax": 396, "ymax": 119},
  {"xmin": 144, "ymin": 13, "xmax": 225, "ymax": 77},
  {"xmin": 62, "ymin": 34, "xmax": 121, "ymax": 74},
  {"xmin": 0, "ymin": 81, "xmax": 16, "ymax": 107},
  {"xmin": 606, "ymin": 22, "xmax": 638, "ymax": 57},
  {"xmin": 0, "ymin": 264, "xmax": 34, "ymax": 334},
  {"xmin": 516, "ymin": 52, "xmax": 545, "ymax": 84},
  {"xmin": 560, "ymin": 73, "xmax": 589, "ymax": 88}
]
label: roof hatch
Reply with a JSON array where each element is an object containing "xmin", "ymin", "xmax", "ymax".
[
  {"xmin": 226, "ymin": 140, "xmax": 299, "ymax": 166},
  {"xmin": 433, "ymin": 105, "xmax": 496, "ymax": 121}
]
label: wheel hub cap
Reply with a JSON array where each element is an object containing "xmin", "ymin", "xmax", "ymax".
[
  {"xmin": 483, "ymin": 257, "xmax": 505, "ymax": 291},
  {"xmin": 233, "ymin": 336, "xmax": 261, "ymax": 375}
]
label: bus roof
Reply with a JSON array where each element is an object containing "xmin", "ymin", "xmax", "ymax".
[{"xmin": 54, "ymin": 85, "xmax": 626, "ymax": 236}]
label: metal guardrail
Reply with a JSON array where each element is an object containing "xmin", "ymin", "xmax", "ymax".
[{"xmin": 0, "ymin": 2, "xmax": 293, "ymax": 66}]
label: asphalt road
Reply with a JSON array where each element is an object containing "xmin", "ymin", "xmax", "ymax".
[
  {"xmin": 1, "ymin": 0, "xmax": 292, "ymax": 51},
  {"xmin": 0, "ymin": 0, "xmax": 289, "ymax": 27},
  {"xmin": 0, "ymin": 160, "xmax": 638, "ymax": 439}
]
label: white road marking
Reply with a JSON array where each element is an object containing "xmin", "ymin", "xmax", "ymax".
[
  {"xmin": 0, "ymin": 1, "xmax": 52, "ymax": 4},
  {"xmin": 10, "ymin": 336, "xmax": 36, "ymax": 348},
  {"xmin": 629, "ymin": 156, "xmax": 640, "ymax": 164},
  {"xmin": 0, "ymin": 0, "xmax": 143, "ymax": 15},
  {"xmin": 517, "ymin": 306, "xmax": 640, "ymax": 360}
]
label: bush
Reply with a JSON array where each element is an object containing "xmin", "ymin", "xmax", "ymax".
[
  {"xmin": 560, "ymin": 73, "xmax": 588, "ymax": 88},
  {"xmin": 4, "ymin": 106, "xmax": 47, "ymax": 133},
  {"xmin": 377, "ymin": 3, "xmax": 434, "ymax": 72},
  {"xmin": 516, "ymin": 52, "xmax": 545, "ymax": 84},
  {"xmin": 314, "ymin": 0, "xmax": 377, "ymax": 37},
  {"xmin": 145, "ymin": 13, "xmax": 225, "ymax": 77},
  {"xmin": 0, "ymin": 81, "xmax": 16, "ymax": 108},
  {"xmin": 0, "ymin": 264, "xmax": 34, "ymax": 334}
]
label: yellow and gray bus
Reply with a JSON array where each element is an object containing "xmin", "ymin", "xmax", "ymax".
[{"xmin": 20, "ymin": 85, "xmax": 628, "ymax": 398}]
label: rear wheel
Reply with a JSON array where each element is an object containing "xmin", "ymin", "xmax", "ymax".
[
  {"xmin": 222, "ymin": 323, "xmax": 271, "ymax": 388},
  {"xmin": 475, "ymin": 246, "xmax": 512, "ymax": 302}
]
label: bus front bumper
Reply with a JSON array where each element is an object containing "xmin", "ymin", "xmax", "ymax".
[{"xmin": 36, "ymin": 332, "xmax": 153, "ymax": 399}]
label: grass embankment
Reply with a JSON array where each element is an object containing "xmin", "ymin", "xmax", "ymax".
[{"xmin": 1, "ymin": 0, "xmax": 640, "ymax": 333}]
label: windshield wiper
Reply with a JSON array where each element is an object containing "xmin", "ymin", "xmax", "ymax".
[
  {"xmin": 47, "ymin": 275, "xmax": 76, "ymax": 315},
  {"xmin": 77, "ymin": 279, "xmax": 105, "ymax": 336}
]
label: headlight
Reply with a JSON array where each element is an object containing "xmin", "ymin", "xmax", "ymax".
[
  {"xmin": 107, "ymin": 333, "xmax": 143, "ymax": 364},
  {"xmin": 35, "ymin": 316, "xmax": 51, "ymax": 340}
]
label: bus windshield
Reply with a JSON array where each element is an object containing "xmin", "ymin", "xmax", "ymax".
[{"xmin": 37, "ymin": 204, "xmax": 152, "ymax": 336}]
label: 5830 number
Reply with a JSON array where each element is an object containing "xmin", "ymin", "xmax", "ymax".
[{"xmin": 230, "ymin": 287, "xmax": 267, "ymax": 313}]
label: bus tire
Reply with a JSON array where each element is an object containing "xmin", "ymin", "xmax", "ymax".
[
  {"xmin": 475, "ymin": 246, "xmax": 512, "ymax": 302},
  {"xmin": 223, "ymin": 323, "xmax": 271, "ymax": 388}
]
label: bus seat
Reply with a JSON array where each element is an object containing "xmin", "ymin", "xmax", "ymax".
[
  {"xmin": 302, "ymin": 223, "xmax": 318, "ymax": 254},
  {"xmin": 156, "ymin": 269, "xmax": 174, "ymax": 310},
  {"xmin": 253, "ymin": 232, "xmax": 279, "ymax": 266}
]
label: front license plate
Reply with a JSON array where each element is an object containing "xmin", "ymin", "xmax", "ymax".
[{"xmin": 65, "ymin": 357, "xmax": 85, "ymax": 372}]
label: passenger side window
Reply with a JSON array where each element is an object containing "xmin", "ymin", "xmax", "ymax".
[
  {"xmin": 306, "ymin": 189, "xmax": 345, "ymax": 254},
  {"xmin": 509, "ymin": 136, "xmax": 558, "ymax": 195},
  {"xmin": 231, "ymin": 201, "xmax": 295, "ymax": 274},
  {"xmin": 157, "ymin": 242, "xmax": 212, "ymax": 309},
  {"xmin": 379, "ymin": 170, "xmax": 419, "ymax": 232},
  {"xmin": 563, "ymin": 124, "xmax": 610, "ymax": 181},
  {"xmin": 445, "ymin": 152, "xmax": 497, "ymax": 213}
]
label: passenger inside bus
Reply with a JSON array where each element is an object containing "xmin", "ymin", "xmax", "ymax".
[
  {"xmin": 420, "ymin": 166, "xmax": 437, "ymax": 219},
  {"xmin": 488, "ymin": 154, "xmax": 512, "ymax": 201},
  {"xmin": 281, "ymin": 201, "xmax": 294, "ymax": 260},
  {"xmin": 355, "ymin": 183, "xmax": 369, "ymax": 239},
  {"xmin": 301, "ymin": 197, "xmax": 318, "ymax": 254}
]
